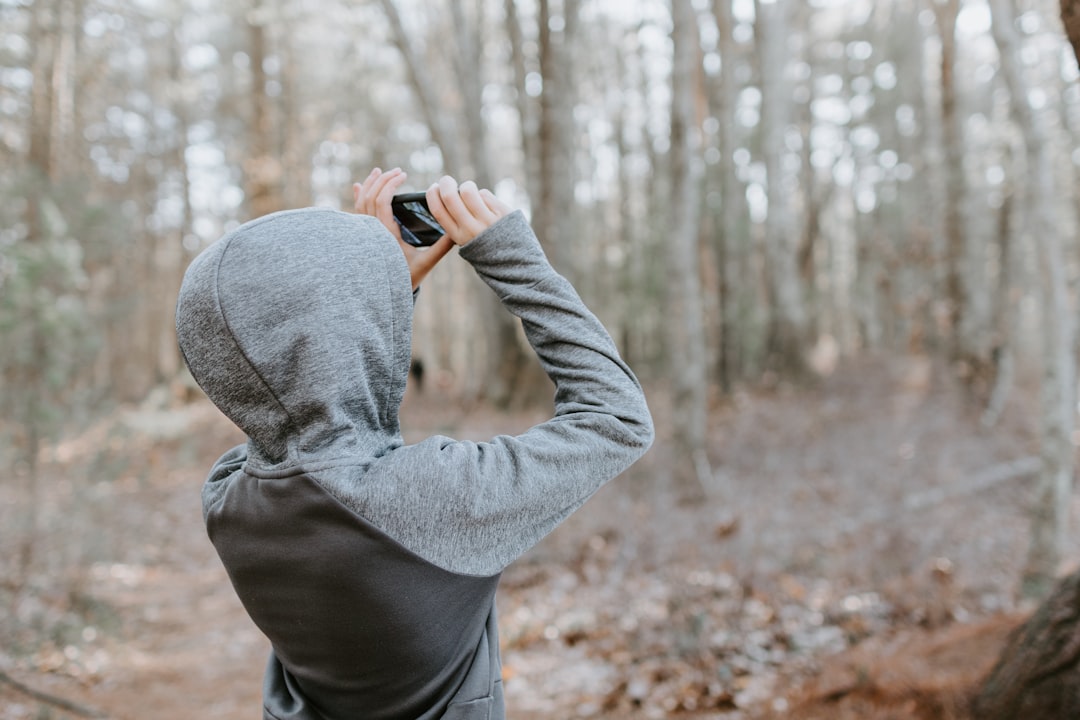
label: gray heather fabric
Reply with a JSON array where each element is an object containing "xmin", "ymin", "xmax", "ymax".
[{"xmin": 176, "ymin": 206, "xmax": 653, "ymax": 576}]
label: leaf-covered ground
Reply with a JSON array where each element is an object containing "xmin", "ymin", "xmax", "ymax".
[{"xmin": 0, "ymin": 355, "xmax": 1073, "ymax": 719}]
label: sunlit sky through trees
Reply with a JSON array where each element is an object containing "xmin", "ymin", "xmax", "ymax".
[{"xmin": 2, "ymin": 0, "xmax": 1077, "ymax": 254}]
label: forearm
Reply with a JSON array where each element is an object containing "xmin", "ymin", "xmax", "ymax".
[{"xmin": 458, "ymin": 211, "xmax": 652, "ymax": 440}]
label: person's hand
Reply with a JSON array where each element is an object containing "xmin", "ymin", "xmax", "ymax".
[
  {"xmin": 425, "ymin": 176, "xmax": 512, "ymax": 247},
  {"xmin": 353, "ymin": 168, "xmax": 455, "ymax": 290}
]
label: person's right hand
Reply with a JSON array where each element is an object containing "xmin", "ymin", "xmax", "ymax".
[{"xmin": 425, "ymin": 176, "xmax": 512, "ymax": 246}]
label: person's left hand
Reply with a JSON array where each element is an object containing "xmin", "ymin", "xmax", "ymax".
[{"xmin": 353, "ymin": 168, "xmax": 455, "ymax": 290}]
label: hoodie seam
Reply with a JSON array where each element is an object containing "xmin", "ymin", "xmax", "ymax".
[{"xmin": 214, "ymin": 232, "xmax": 301, "ymax": 464}]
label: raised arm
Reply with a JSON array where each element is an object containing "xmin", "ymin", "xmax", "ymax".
[{"xmin": 361, "ymin": 177, "xmax": 654, "ymax": 576}]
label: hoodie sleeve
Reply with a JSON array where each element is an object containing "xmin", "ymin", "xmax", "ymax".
[{"xmin": 363, "ymin": 210, "xmax": 654, "ymax": 576}]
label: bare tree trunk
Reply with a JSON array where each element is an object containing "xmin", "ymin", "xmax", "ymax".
[
  {"xmin": 934, "ymin": 0, "xmax": 986, "ymax": 380},
  {"xmin": 278, "ymin": 3, "xmax": 307, "ymax": 209},
  {"xmin": 450, "ymin": 0, "xmax": 492, "ymax": 186},
  {"xmin": 667, "ymin": 0, "xmax": 709, "ymax": 502},
  {"xmin": 988, "ymin": 0, "xmax": 1076, "ymax": 599},
  {"xmin": 452, "ymin": 1, "xmax": 546, "ymax": 409},
  {"xmin": 245, "ymin": 5, "xmax": 284, "ymax": 218},
  {"xmin": 27, "ymin": 0, "xmax": 56, "ymax": 181},
  {"xmin": 708, "ymin": 0, "xmax": 750, "ymax": 391},
  {"xmin": 50, "ymin": 0, "xmax": 80, "ymax": 180},
  {"xmin": 900, "ymin": 0, "xmax": 939, "ymax": 352},
  {"xmin": 755, "ymin": 0, "xmax": 808, "ymax": 377},
  {"xmin": 1062, "ymin": 0, "xmax": 1080, "ymax": 71},
  {"xmin": 16, "ymin": 0, "xmax": 63, "ymax": 602},
  {"xmin": 504, "ymin": 0, "xmax": 539, "ymax": 197},
  {"xmin": 536, "ymin": 0, "xmax": 579, "ymax": 279},
  {"xmin": 981, "ymin": 144, "xmax": 1019, "ymax": 429},
  {"xmin": 165, "ymin": 19, "xmax": 196, "ymax": 383}
]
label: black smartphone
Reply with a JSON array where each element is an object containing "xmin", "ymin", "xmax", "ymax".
[{"xmin": 391, "ymin": 192, "xmax": 446, "ymax": 247}]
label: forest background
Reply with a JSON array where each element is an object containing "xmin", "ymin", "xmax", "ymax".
[{"xmin": 2, "ymin": 0, "xmax": 1080, "ymax": 717}]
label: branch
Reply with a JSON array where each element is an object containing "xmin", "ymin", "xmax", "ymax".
[
  {"xmin": 833, "ymin": 456, "xmax": 1041, "ymax": 539},
  {"xmin": 0, "ymin": 669, "xmax": 109, "ymax": 718},
  {"xmin": 1062, "ymin": 0, "xmax": 1080, "ymax": 71}
]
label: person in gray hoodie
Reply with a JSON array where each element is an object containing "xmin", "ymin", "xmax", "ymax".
[{"xmin": 174, "ymin": 169, "xmax": 654, "ymax": 720}]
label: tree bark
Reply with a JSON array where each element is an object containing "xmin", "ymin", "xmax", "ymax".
[
  {"xmin": 245, "ymin": 4, "xmax": 285, "ymax": 218},
  {"xmin": 278, "ymin": 2, "xmax": 308, "ymax": 209},
  {"xmin": 934, "ymin": 0, "xmax": 987, "ymax": 379},
  {"xmin": 667, "ymin": 0, "xmax": 709, "ymax": 501},
  {"xmin": 755, "ymin": 0, "xmax": 809, "ymax": 377},
  {"xmin": 536, "ymin": 0, "xmax": 579, "ymax": 279},
  {"xmin": 504, "ymin": 0, "xmax": 540, "ymax": 198},
  {"xmin": 1062, "ymin": 0, "xmax": 1080, "ymax": 71},
  {"xmin": 27, "ymin": 0, "xmax": 57, "ymax": 183},
  {"xmin": 981, "ymin": 145, "xmax": 1018, "ymax": 429},
  {"xmin": 973, "ymin": 569, "xmax": 1080, "ymax": 719},
  {"xmin": 708, "ymin": 0, "xmax": 750, "ymax": 391},
  {"xmin": 450, "ymin": 0, "xmax": 492, "ymax": 186}
]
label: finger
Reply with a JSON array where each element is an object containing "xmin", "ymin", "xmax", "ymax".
[
  {"xmin": 375, "ymin": 173, "xmax": 407, "ymax": 240},
  {"xmin": 459, "ymin": 181, "xmax": 498, "ymax": 225},
  {"xmin": 360, "ymin": 168, "xmax": 402, "ymax": 215},
  {"xmin": 375, "ymin": 169, "xmax": 406, "ymax": 206},
  {"xmin": 426, "ymin": 181, "xmax": 458, "ymax": 237},
  {"xmin": 356, "ymin": 168, "xmax": 382, "ymax": 211},
  {"xmin": 480, "ymin": 189, "xmax": 512, "ymax": 217},
  {"xmin": 365, "ymin": 168, "xmax": 403, "ymax": 214},
  {"xmin": 437, "ymin": 176, "xmax": 485, "ymax": 238}
]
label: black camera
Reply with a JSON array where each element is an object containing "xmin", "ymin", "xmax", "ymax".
[{"xmin": 391, "ymin": 192, "xmax": 446, "ymax": 247}]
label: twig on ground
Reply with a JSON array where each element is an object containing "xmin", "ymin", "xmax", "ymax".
[
  {"xmin": 836, "ymin": 455, "xmax": 1041, "ymax": 538},
  {"xmin": 0, "ymin": 669, "xmax": 109, "ymax": 718}
]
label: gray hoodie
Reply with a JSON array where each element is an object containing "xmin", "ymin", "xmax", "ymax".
[{"xmin": 175, "ymin": 206, "xmax": 653, "ymax": 719}]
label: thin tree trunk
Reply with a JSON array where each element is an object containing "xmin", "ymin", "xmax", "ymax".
[
  {"xmin": 452, "ymin": 0, "xmax": 545, "ymax": 408},
  {"xmin": 27, "ymin": 0, "xmax": 56, "ymax": 183},
  {"xmin": 504, "ymin": 0, "xmax": 539, "ymax": 198},
  {"xmin": 536, "ymin": 0, "xmax": 579, "ymax": 279},
  {"xmin": 278, "ymin": 2, "xmax": 307, "ymax": 209},
  {"xmin": 708, "ymin": 0, "xmax": 750, "ymax": 391},
  {"xmin": 165, "ymin": 22, "xmax": 195, "ymax": 382},
  {"xmin": 1062, "ymin": 0, "xmax": 1080, "ymax": 71},
  {"xmin": 934, "ymin": 0, "xmax": 984, "ymax": 377},
  {"xmin": 50, "ymin": 0, "xmax": 80, "ymax": 180},
  {"xmin": 668, "ymin": 0, "xmax": 709, "ymax": 502},
  {"xmin": 755, "ymin": 0, "xmax": 808, "ymax": 376},
  {"xmin": 895, "ymin": 0, "xmax": 938, "ymax": 352},
  {"xmin": 450, "ymin": 0, "xmax": 491, "ymax": 185},
  {"xmin": 981, "ymin": 152, "xmax": 1018, "ymax": 429},
  {"xmin": 16, "ymin": 0, "xmax": 61, "ymax": 603},
  {"xmin": 246, "ymin": 6, "xmax": 284, "ymax": 217}
]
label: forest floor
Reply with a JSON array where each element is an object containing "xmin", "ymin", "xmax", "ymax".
[{"xmin": 0, "ymin": 354, "xmax": 1076, "ymax": 719}]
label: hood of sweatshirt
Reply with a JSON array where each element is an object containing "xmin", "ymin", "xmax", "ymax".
[{"xmin": 175, "ymin": 207, "xmax": 413, "ymax": 468}]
